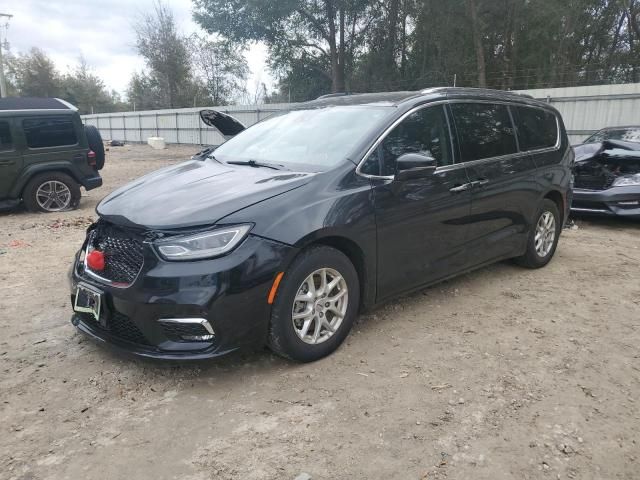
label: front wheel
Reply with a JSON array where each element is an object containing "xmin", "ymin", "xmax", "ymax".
[
  {"xmin": 268, "ymin": 246, "xmax": 360, "ymax": 362},
  {"xmin": 515, "ymin": 199, "xmax": 561, "ymax": 268}
]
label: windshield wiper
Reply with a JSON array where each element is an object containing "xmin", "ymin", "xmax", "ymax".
[{"xmin": 226, "ymin": 160, "xmax": 287, "ymax": 171}]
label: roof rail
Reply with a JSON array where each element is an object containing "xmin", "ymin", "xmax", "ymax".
[{"xmin": 315, "ymin": 92, "xmax": 353, "ymax": 99}]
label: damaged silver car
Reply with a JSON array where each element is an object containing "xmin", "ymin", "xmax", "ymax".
[{"xmin": 572, "ymin": 127, "xmax": 640, "ymax": 218}]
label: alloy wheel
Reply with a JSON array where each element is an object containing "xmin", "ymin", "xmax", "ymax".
[
  {"xmin": 291, "ymin": 267, "xmax": 349, "ymax": 345},
  {"xmin": 35, "ymin": 180, "xmax": 72, "ymax": 212},
  {"xmin": 534, "ymin": 211, "xmax": 556, "ymax": 257}
]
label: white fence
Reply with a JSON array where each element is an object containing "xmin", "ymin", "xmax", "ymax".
[
  {"xmin": 82, "ymin": 103, "xmax": 292, "ymax": 146},
  {"xmin": 82, "ymin": 83, "xmax": 640, "ymax": 146},
  {"xmin": 516, "ymin": 83, "xmax": 640, "ymax": 144}
]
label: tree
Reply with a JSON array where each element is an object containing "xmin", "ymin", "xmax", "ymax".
[
  {"xmin": 61, "ymin": 58, "xmax": 121, "ymax": 114},
  {"xmin": 134, "ymin": 1, "xmax": 192, "ymax": 107},
  {"xmin": 193, "ymin": 0, "xmax": 372, "ymax": 93},
  {"xmin": 13, "ymin": 47, "xmax": 61, "ymax": 97},
  {"xmin": 187, "ymin": 34, "xmax": 249, "ymax": 105}
]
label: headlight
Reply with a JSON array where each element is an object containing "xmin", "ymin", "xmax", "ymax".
[
  {"xmin": 155, "ymin": 224, "xmax": 252, "ymax": 261},
  {"xmin": 613, "ymin": 174, "xmax": 640, "ymax": 187}
]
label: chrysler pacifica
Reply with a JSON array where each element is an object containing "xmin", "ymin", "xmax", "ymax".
[{"xmin": 70, "ymin": 88, "xmax": 573, "ymax": 362}]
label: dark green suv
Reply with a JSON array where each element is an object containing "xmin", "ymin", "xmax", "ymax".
[{"xmin": 0, "ymin": 97, "xmax": 104, "ymax": 213}]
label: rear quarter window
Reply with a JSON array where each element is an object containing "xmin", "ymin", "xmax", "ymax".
[
  {"xmin": 514, "ymin": 106, "xmax": 558, "ymax": 150},
  {"xmin": 450, "ymin": 103, "xmax": 517, "ymax": 162},
  {"xmin": 23, "ymin": 116, "xmax": 78, "ymax": 149}
]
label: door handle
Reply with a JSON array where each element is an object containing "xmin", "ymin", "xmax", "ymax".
[
  {"xmin": 449, "ymin": 183, "xmax": 472, "ymax": 193},
  {"xmin": 0, "ymin": 160, "xmax": 15, "ymax": 166},
  {"xmin": 470, "ymin": 179, "xmax": 490, "ymax": 188}
]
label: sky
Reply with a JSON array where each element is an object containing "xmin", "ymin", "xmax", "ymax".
[{"xmin": 2, "ymin": 0, "xmax": 272, "ymax": 96}]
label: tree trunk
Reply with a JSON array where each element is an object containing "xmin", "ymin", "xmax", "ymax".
[
  {"xmin": 467, "ymin": 0, "xmax": 487, "ymax": 87},
  {"xmin": 386, "ymin": 0, "xmax": 400, "ymax": 87},
  {"xmin": 338, "ymin": 4, "xmax": 346, "ymax": 91},
  {"xmin": 325, "ymin": 0, "xmax": 345, "ymax": 92}
]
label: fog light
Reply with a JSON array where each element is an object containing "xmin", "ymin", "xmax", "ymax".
[
  {"xmin": 159, "ymin": 318, "xmax": 215, "ymax": 342},
  {"xmin": 617, "ymin": 201, "xmax": 639, "ymax": 206}
]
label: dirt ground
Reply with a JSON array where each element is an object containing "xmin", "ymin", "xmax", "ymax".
[{"xmin": 1, "ymin": 144, "xmax": 639, "ymax": 480}]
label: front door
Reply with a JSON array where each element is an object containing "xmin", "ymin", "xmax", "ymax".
[
  {"xmin": 362, "ymin": 104, "xmax": 472, "ymax": 301},
  {"xmin": 0, "ymin": 119, "xmax": 23, "ymax": 199}
]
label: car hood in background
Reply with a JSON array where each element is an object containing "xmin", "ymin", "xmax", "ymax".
[
  {"xmin": 199, "ymin": 110, "xmax": 246, "ymax": 138},
  {"xmin": 574, "ymin": 139, "xmax": 640, "ymax": 162},
  {"xmin": 97, "ymin": 159, "xmax": 315, "ymax": 229}
]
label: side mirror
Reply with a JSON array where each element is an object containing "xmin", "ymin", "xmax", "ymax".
[{"xmin": 395, "ymin": 152, "xmax": 437, "ymax": 181}]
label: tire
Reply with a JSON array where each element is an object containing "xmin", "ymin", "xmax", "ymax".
[
  {"xmin": 514, "ymin": 199, "xmax": 561, "ymax": 268},
  {"xmin": 84, "ymin": 124, "xmax": 105, "ymax": 170},
  {"xmin": 23, "ymin": 172, "xmax": 81, "ymax": 213},
  {"xmin": 268, "ymin": 245, "xmax": 360, "ymax": 362}
]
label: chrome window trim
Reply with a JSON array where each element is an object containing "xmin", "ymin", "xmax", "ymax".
[
  {"xmin": 356, "ymin": 99, "xmax": 562, "ymax": 180},
  {"xmin": 447, "ymin": 99, "xmax": 562, "ymax": 161},
  {"xmin": 506, "ymin": 102, "xmax": 562, "ymax": 153},
  {"xmin": 355, "ymin": 100, "xmax": 451, "ymax": 180}
]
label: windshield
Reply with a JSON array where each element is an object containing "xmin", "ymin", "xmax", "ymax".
[
  {"xmin": 213, "ymin": 106, "xmax": 392, "ymax": 170},
  {"xmin": 585, "ymin": 127, "xmax": 640, "ymax": 144}
]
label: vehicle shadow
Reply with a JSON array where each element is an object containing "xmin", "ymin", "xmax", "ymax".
[{"xmin": 88, "ymin": 260, "xmax": 519, "ymax": 376}]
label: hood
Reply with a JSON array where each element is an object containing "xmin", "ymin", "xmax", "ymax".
[{"xmin": 97, "ymin": 159, "xmax": 315, "ymax": 229}]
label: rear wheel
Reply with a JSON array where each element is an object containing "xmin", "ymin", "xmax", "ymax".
[
  {"xmin": 84, "ymin": 125, "xmax": 105, "ymax": 170},
  {"xmin": 268, "ymin": 246, "xmax": 360, "ymax": 362},
  {"xmin": 23, "ymin": 172, "xmax": 81, "ymax": 213},
  {"xmin": 515, "ymin": 199, "xmax": 561, "ymax": 268}
]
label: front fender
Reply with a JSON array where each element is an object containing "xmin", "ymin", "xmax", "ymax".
[{"xmin": 220, "ymin": 168, "xmax": 377, "ymax": 308}]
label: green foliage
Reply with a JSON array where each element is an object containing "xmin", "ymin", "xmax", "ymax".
[
  {"xmin": 195, "ymin": 0, "xmax": 640, "ymax": 101},
  {"xmin": 5, "ymin": 47, "xmax": 126, "ymax": 114},
  {"xmin": 12, "ymin": 47, "xmax": 61, "ymax": 98},
  {"xmin": 187, "ymin": 34, "xmax": 249, "ymax": 105},
  {"xmin": 129, "ymin": 1, "xmax": 249, "ymax": 108},
  {"xmin": 133, "ymin": 1, "xmax": 193, "ymax": 108}
]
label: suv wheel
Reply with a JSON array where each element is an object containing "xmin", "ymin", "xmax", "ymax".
[
  {"xmin": 515, "ymin": 199, "xmax": 561, "ymax": 268},
  {"xmin": 23, "ymin": 173, "xmax": 81, "ymax": 213},
  {"xmin": 268, "ymin": 246, "xmax": 360, "ymax": 362}
]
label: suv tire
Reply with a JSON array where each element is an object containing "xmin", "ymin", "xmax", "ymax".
[
  {"xmin": 84, "ymin": 125, "xmax": 105, "ymax": 170},
  {"xmin": 515, "ymin": 199, "xmax": 561, "ymax": 268},
  {"xmin": 23, "ymin": 172, "xmax": 81, "ymax": 213},
  {"xmin": 268, "ymin": 246, "xmax": 360, "ymax": 362}
]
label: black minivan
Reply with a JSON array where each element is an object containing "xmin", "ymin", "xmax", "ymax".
[{"xmin": 70, "ymin": 88, "xmax": 573, "ymax": 362}]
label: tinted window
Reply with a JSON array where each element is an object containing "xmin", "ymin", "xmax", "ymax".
[
  {"xmin": 23, "ymin": 116, "xmax": 78, "ymax": 148},
  {"xmin": 515, "ymin": 106, "xmax": 558, "ymax": 150},
  {"xmin": 0, "ymin": 121, "xmax": 12, "ymax": 151},
  {"xmin": 450, "ymin": 103, "xmax": 517, "ymax": 161},
  {"xmin": 360, "ymin": 106, "xmax": 452, "ymax": 176}
]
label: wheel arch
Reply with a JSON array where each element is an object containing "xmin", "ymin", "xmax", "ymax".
[
  {"xmin": 543, "ymin": 189, "xmax": 565, "ymax": 225},
  {"xmin": 13, "ymin": 165, "xmax": 82, "ymax": 199},
  {"xmin": 292, "ymin": 233, "xmax": 375, "ymax": 311}
]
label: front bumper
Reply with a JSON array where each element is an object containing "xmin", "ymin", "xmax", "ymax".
[
  {"xmin": 69, "ymin": 234, "xmax": 296, "ymax": 359},
  {"xmin": 571, "ymin": 186, "xmax": 640, "ymax": 218}
]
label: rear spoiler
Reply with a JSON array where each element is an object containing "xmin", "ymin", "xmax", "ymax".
[{"xmin": 199, "ymin": 110, "xmax": 246, "ymax": 139}]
